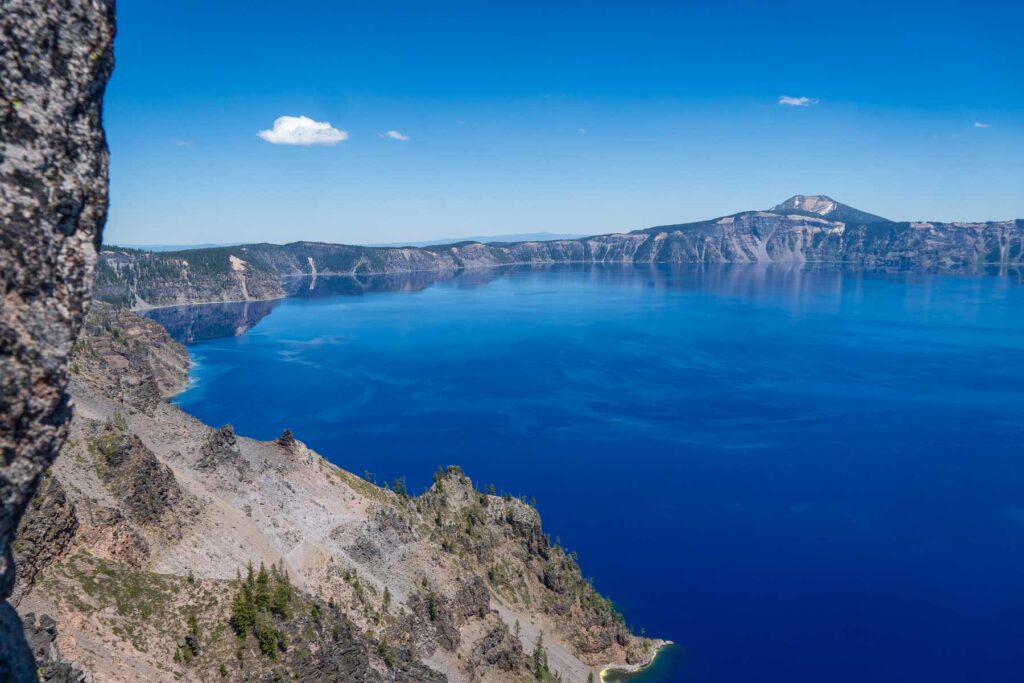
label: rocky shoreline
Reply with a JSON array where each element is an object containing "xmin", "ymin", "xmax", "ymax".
[
  {"xmin": 12, "ymin": 303, "xmax": 662, "ymax": 681},
  {"xmin": 600, "ymin": 641, "xmax": 673, "ymax": 681}
]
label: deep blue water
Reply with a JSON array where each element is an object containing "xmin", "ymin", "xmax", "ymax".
[{"xmin": 154, "ymin": 265, "xmax": 1024, "ymax": 682}]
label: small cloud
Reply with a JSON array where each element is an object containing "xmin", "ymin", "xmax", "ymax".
[
  {"xmin": 173, "ymin": 140, "xmax": 192, "ymax": 147},
  {"xmin": 578, "ymin": 127, "xmax": 587, "ymax": 135},
  {"xmin": 382, "ymin": 130, "xmax": 410, "ymax": 141},
  {"xmin": 778, "ymin": 96, "xmax": 818, "ymax": 107},
  {"xmin": 974, "ymin": 121, "xmax": 990, "ymax": 129},
  {"xmin": 258, "ymin": 115, "xmax": 348, "ymax": 146}
]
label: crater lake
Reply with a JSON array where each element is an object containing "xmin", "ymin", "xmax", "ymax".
[{"xmin": 148, "ymin": 264, "xmax": 1024, "ymax": 682}]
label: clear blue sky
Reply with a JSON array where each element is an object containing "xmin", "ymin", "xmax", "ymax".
[{"xmin": 105, "ymin": 0, "xmax": 1023, "ymax": 245}]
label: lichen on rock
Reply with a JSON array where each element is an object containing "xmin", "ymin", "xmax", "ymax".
[{"xmin": 0, "ymin": 0, "xmax": 116, "ymax": 678}]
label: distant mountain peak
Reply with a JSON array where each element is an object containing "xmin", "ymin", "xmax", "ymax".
[
  {"xmin": 771, "ymin": 195, "xmax": 890, "ymax": 224},
  {"xmin": 774, "ymin": 194, "xmax": 840, "ymax": 215}
]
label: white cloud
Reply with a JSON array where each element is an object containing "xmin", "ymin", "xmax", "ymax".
[
  {"xmin": 578, "ymin": 127, "xmax": 587, "ymax": 135},
  {"xmin": 258, "ymin": 115, "xmax": 348, "ymax": 145},
  {"xmin": 382, "ymin": 130, "xmax": 410, "ymax": 141},
  {"xmin": 173, "ymin": 140, "xmax": 193, "ymax": 147},
  {"xmin": 974, "ymin": 121, "xmax": 990, "ymax": 129},
  {"xmin": 778, "ymin": 96, "xmax": 818, "ymax": 107}
]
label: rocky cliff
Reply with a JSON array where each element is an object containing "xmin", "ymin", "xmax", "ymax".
[
  {"xmin": 13, "ymin": 304, "xmax": 663, "ymax": 681},
  {"xmin": 96, "ymin": 196, "xmax": 1024, "ymax": 308},
  {"xmin": 0, "ymin": 0, "xmax": 116, "ymax": 678}
]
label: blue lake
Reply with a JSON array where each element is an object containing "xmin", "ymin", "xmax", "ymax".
[{"xmin": 151, "ymin": 265, "xmax": 1024, "ymax": 682}]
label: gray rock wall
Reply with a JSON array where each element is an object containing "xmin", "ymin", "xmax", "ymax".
[{"xmin": 0, "ymin": 0, "xmax": 115, "ymax": 678}]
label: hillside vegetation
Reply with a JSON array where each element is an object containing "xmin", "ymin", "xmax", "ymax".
[{"xmin": 13, "ymin": 303, "xmax": 664, "ymax": 681}]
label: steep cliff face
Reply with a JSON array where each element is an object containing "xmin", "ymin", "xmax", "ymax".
[
  {"xmin": 95, "ymin": 247, "xmax": 286, "ymax": 308},
  {"xmin": 14, "ymin": 304, "xmax": 663, "ymax": 681},
  {"xmin": 0, "ymin": 0, "xmax": 115, "ymax": 678},
  {"xmin": 638, "ymin": 210, "xmax": 1024, "ymax": 269},
  {"xmin": 95, "ymin": 201, "xmax": 1024, "ymax": 308}
]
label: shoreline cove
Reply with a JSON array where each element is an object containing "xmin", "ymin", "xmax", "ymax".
[{"xmin": 600, "ymin": 641, "xmax": 674, "ymax": 682}]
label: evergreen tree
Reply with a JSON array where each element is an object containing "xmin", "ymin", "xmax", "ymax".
[
  {"xmin": 253, "ymin": 612, "xmax": 278, "ymax": 659},
  {"xmin": 428, "ymin": 592, "xmax": 438, "ymax": 621},
  {"xmin": 230, "ymin": 583, "xmax": 256, "ymax": 637},
  {"xmin": 532, "ymin": 632, "xmax": 549, "ymax": 679},
  {"xmin": 392, "ymin": 476, "xmax": 408, "ymax": 498},
  {"xmin": 270, "ymin": 573, "xmax": 293, "ymax": 618},
  {"xmin": 255, "ymin": 562, "xmax": 271, "ymax": 610}
]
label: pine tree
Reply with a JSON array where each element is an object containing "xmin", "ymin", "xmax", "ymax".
[
  {"xmin": 253, "ymin": 611, "xmax": 278, "ymax": 659},
  {"xmin": 392, "ymin": 476, "xmax": 408, "ymax": 498},
  {"xmin": 230, "ymin": 583, "xmax": 256, "ymax": 637},
  {"xmin": 428, "ymin": 592, "xmax": 438, "ymax": 621},
  {"xmin": 532, "ymin": 632, "xmax": 549, "ymax": 679},
  {"xmin": 270, "ymin": 573, "xmax": 293, "ymax": 619},
  {"xmin": 255, "ymin": 562, "xmax": 271, "ymax": 610}
]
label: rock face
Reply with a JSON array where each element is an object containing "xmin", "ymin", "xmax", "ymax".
[
  {"xmin": 197, "ymin": 424, "xmax": 251, "ymax": 476},
  {"xmin": 95, "ymin": 247, "xmax": 285, "ymax": 308},
  {"xmin": 0, "ymin": 0, "xmax": 116, "ymax": 678},
  {"xmin": 21, "ymin": 613, "xmax": 85, "ymax": 683},
  {"xmin": 87, "ymin": 417, "xmax": 190, "ymax": 537},
  {"xmin": 9, "ymin": 475, "xmax": 78, "ymax": 606},
  {"xmin": 73, "ymin": 302, "xmax": 190, "ymax": 407},
  {"xmin": 471, "ymin": 620, "xmax": 524, "ymax": 674}
]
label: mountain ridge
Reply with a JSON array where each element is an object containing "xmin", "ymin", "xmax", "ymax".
[{"xmin": 94, "ymin": 197, "xmax": 1024, "ymax": 309}]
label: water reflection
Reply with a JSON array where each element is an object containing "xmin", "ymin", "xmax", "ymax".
[
  {"xmin": 146, "ymin": 263, "xmax": 1024, "ymax": 345},
  {"xmin": 143, "ymin": 299, "xmax": 281, "ymax": 344}
]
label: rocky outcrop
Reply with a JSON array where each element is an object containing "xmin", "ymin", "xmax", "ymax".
[
  {"xmin": 471, "ymin": 620, "xmax": 524, "ymax": 674},
  {"xmin": 10, "ymin": 476, "xmax": 78, "ymax": 605},
  {"xmin": 0, "ymin": 0, "xmax": 115, "ymax": 677},
  {"xmin": 275, "ymin": 428, "xmax": 298, "ymax": 454},
  {"xmin": 87, "ymin": 416, "xmax": 190, "ymax": 538},
  {"xmin": 277, "ymin": 607, "xmax": 443, "ymax": 683},
  {"xmin": 197, "ymin": 424, "xmax": 251, "ymax": 477},
  {"xmin": 75, "ymin": 505, "xmax": 150, "ymax": 568},
  {"xmin": 408, "ymin": 587, "xmax": 462, "ymax": 654},
  {"xmin": 21, "ymin": 613, "xmax": 85, "ymax": 683}
]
